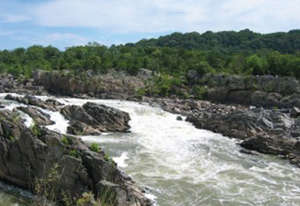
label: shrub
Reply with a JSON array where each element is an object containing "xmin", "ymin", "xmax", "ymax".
[
  {"xmin": 193, "ymin": 85, "xmax": 207, "ymax": 100},
  {"xmin": 69, "ymin": 149, "xmax": 80, "ymax": 159},
  {"xmin": 61, "ymin": 137, "xmax": 69, "ymax": 145},
  {"xmin": 90, "ymin": 143, "xmax": 100, "ymax": 153},
  {"xmin": 31, "ymin": 121, "xmax": 42, "ymax": 137}
]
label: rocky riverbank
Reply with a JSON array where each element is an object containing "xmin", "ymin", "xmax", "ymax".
[
  {"xmin": 188, "ymin": 72, "xmax": 300, "ymax": 108},
  {"xmin": 0, "ymin": 95, "xmax": 152, "ymax": 206},
  {"xmin": 2, "ymin": 69, "xmax": 300, "ymax": 203}
]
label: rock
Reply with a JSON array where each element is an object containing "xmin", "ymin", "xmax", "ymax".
[
  {"xmin": 5, "ymin": 94, "xmax": 59, "ymax": 111},
  {"xmin": 186, "ymin": 108, "xmax": 292, "ymax": 140},
  {"xmin": 241, "ymin": 135, "xmax": 296, "ymax": 155},
  {"xmin": 290, "ymin": 107, "xmax": 300, "ymax": 118},
  {"xmin": 67, "ymin": 121, "xmax": 101, "ymax": 135},
  {"xmin": 33, "ymin": 70, "xmax": 147, "ymax": 99},
  {"xmin": 239, "ymin": 149, "xmax": 258, "ymax": 156},
  {"xmin": 61, "ymin": 102, "xmax": 131, "ymax": 135},
  {"xmin": 137, "ymin": 68, "xmax": 153, "ymax": 79},
  {"xmin": 45, "ymin": 99, "xmax": 64, "ymax": 106},
  {"xmin": 176, "ymin": 116, "xmax": 183, "ymax": 121},
  {"xmin": 17, "ymin": 106, "xmax": 54, "ymax": 126},
  {"xmin": 83, "ymin": 102, "xmax": 130, "ymax": 132},
  {"xmin": 0, "ymin": 110, "xmax": 151, "ymax": 206},
  {"xmin": 187, "ymin": 70, "xmax": 199, "ymax": 82}
]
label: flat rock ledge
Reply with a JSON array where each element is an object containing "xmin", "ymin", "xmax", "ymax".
[{"xmin": 0, "ymin": 109, "xmax": 151, "ymax": 206}]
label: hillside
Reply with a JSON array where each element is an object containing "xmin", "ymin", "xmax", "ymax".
[
  {"xmin": 1, "ymin": 29, "xmax": 300, "ymax": 81},
  {"xmin": 134, "ymin": 29, "xmax": 300, "ymax": 54}
]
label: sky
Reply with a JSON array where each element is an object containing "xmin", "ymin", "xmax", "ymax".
[{"xmin": 0, "ymin": 0, "xmax": 300, "ymax": 50}]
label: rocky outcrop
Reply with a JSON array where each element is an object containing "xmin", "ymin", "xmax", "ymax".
[
  {"xmin": 33, "ymin": 69, "xmax": 152, "ymax": 99},
  {"xmin": 5, "ymin": 94, "xmax": 62, "ymax": 111},
  {"xmin": 17, "ymin": 106, "xmax": 54, "ymax": 126},
  {"xmin": 185, "ymin": 106, "xmax": 300, "ymax": 167},
  {"xmin": 187, "ymin": 108, "xmax": 292, "ymax": 140},
  {"xmin": 187, "ymin": 72, "xmax": 300, "ymax": 108},
  {"xmin": 241, "ymin": 135, "xmax": 296, "ymax": 156},
  {"xmin": 0, "ymin": 74, "xmax": 47, "ymax": 95},
  {"xmin": 142, "ymin": 96, "xmax": 245, "ymax": 116},
  {"xmin": 61, "ymin": 102, "xmax": 131, "ymax": 135},
  {"xmin": 0, "ymin": 110, "xmax": 151, "ymax": 206}
]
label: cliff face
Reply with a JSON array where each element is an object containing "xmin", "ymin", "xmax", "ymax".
[
  {"xmin": 30, "ymin": 68, "xmax": 300, "ymax": 108},
  {"xmin": 188, "ymin": 72, "xmax": 300, "ymax": 108},
  {"xmin": 33, "ymin": 69, "xmax": 151, "ymax": 99}
]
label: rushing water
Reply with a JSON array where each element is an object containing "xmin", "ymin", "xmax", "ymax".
[{"xmin": 1, "ymin": 94, "xmax": 300, "ymax": 206}]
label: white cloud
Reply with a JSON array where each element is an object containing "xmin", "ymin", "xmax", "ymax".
[
  {"xmin": 0, "ymin": 14, "xmax": 30, "ymax": 23},
  {"xmin": 27, "ymin": 0, "xmax": 300, "ymax": 33},
  {"xmin": 31, "ymin": 0, "xmax": 209, "ymax": 32},
  {"xmin": 14, "ymin": 32, "xmax": 95, "ymax": 49},
  {"xmin": 1, "ymin": 0, "xmax": 300, "ymax": 49},
  {"xmin": 0, "ymin": 30, "xmax": 16, "ymax": 36}
]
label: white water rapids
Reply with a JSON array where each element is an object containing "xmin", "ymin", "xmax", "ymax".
[{"xmin": 1, "ymin": 94, "xmax": 300, "ymax": 206}]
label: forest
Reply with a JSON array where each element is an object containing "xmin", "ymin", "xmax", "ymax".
[{"xmin": 1, "ymin": 29, "xmax": 300, "ymax": 79}]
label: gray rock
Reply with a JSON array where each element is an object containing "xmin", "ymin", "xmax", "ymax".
[
  {"xmin": 291, "ymin": 107, "xmax": 300, "ymax": 118},
  {"xmin": 5, "ymin": 94, "xmax": 59, "ymax": 111},
  {"xmin": 17, "ymin": 106, "xmax": 54, "ymax": 126},
  {"xmin": 0, "ymin": 110, "xmax": 151, "ymax": 206},
  {"xmin": 176, "ymin": 116, "xmax": 183, "ymax": 121},
  {"xmin": 61, "ymin": 102, "xmax": 131, "ymax": 135}
]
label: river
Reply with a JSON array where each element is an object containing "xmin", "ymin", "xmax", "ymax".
[{"xmin": 1, "ymin": 94, "xmax": 300, "ymax": 206}]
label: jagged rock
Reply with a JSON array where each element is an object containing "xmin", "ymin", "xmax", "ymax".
[
  {"xmin": 61, "ymin": 102, "xmax": 130, "ymax": 135},
  {"xmin": 291, "ymin": 107, "xmax": 300, "ymax": 118},
  {"xmin": 17, "ymin": 106, "xmax": 54, "ymax": 126},
  {"xmin": 239, "ymin": 149, "xmax": 259, "ymax": 156},
  {"xmin": 0, "ymin": 110, "xmax": 151, "ymax": 206},
  {"xmin": 5, "ymin": 94, "xmax": 60, "ymax": 111},
  {"xmin": 241, "ymin": 135, "xmax": 296, "ymax": 155},
  {"xmin": 33, "ymin": 69, "xmax": 147, "ymax": 99},
  {"xmin": 45, "ymin": 99, "xmax": 64, "ymax": 106},
  {"xmin": 137, "ymin": 68, "xmax": 153, "ymax": 79},
  {"xmin": 67, "ymin": 120, "xmax": 101, "ymax": 135},
  {"xmin": 83, "ymin": 102, "xmax": 130, "ymax": 131},
  {"xmin": 186, "ymin": 108, "xmax": 292, "ymax": 140}
]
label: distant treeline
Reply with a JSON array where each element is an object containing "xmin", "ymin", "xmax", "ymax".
[{"xmin": 1, "ymin": 29, "xmax": 300, "ymax": 79}]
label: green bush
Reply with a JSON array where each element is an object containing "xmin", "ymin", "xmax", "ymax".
[
  {"xmin": 31, "ymin": 121, "xmax": 42, "ymax": 137},
  {"xmin": 69, "ymin": 149, "xmax": 80, "ymax": 158},
  {"xmin": 90, "ymin": 143, "xmax": 100, "ymax": 153},
  {"xmin": 61, "ymin": 137, "xmax": 69, "ymax": 145},
  {"xmin": 193, "ymin": 85, "xmax": 207, "ymax": 100}
]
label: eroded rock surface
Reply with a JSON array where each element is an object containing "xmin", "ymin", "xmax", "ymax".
[
  {"xmin": 5, "ymin": 94, "xmax": 62, "ymax": 111},
  {"xmin": 0, "ymin": 110, "xmax": 151, "ymax": 206},
  {"xmin": 17, "ymin": 106, "xmax": 54, "ymax": 126},
  {"xmin": 61, "ymin": 102, "xmax": 131, "ymax": 135}
]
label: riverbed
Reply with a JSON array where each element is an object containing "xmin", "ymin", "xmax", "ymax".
[{"xmin": 1, "ymin": 94, "xmax": 300, "ymax": 206}]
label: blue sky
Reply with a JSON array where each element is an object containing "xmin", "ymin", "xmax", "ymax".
[{"xmin": 0, "ymin": 0, "xmax": 300, "ymax": 50}]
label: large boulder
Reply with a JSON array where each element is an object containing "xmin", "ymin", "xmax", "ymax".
[
  {"xmin": 0, "ymin": 110, "xmax": 151, "ymax": 206},
  {"xmin": 241, "ymin": 135, "xmax": 296, "ymax": 155},
  {"xmin": 61, "ymin": 102, "xmax": 131, "ymax": 135},
  {"xmin": 187, "ymin": 108, "xmax": 292, "ymax": 140}
]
